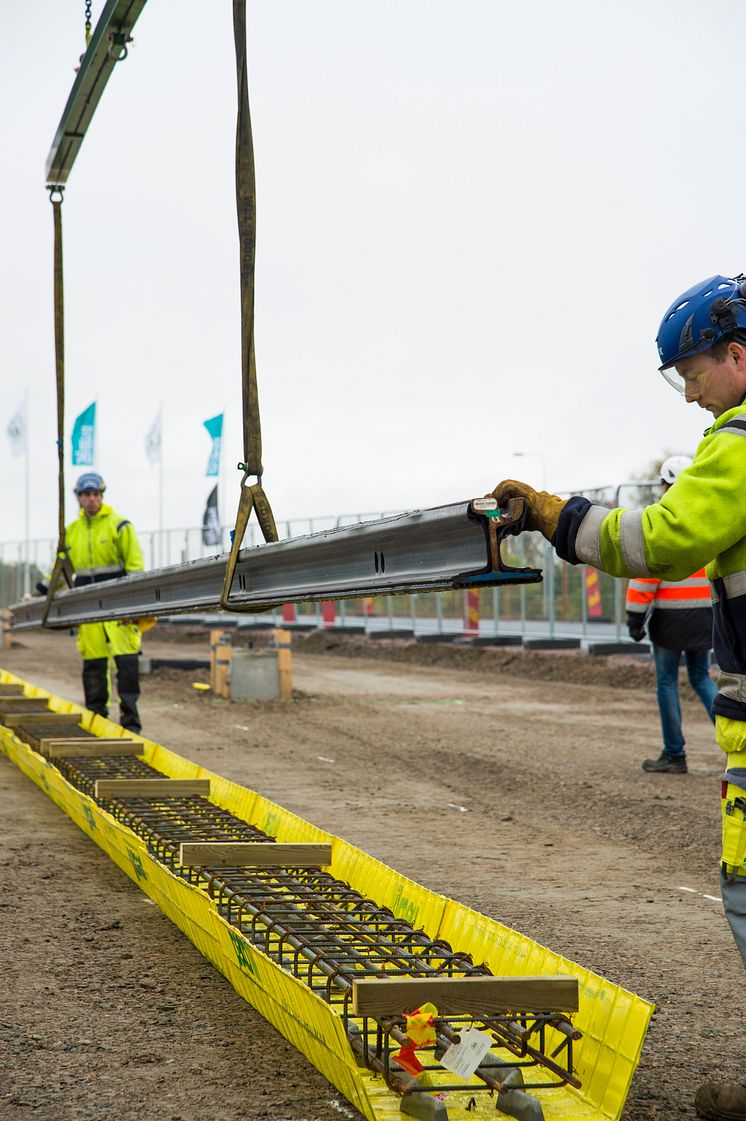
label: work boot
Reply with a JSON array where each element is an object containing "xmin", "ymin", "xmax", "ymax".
[
  {"xmin": 642, "ymin": 752, "xmax": 687, "ymax": 774},
  {"xmin": 695, "ymin": 1081, "xmax": 746, "ymax": 1120}
]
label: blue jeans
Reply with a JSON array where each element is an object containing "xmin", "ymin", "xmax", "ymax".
[{"xmin": 652, "ymin": 645, "xmax": 717, "ymax": 758}]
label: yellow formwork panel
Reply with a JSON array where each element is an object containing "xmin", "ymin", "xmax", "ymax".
[{"xmin": 0, "ymin": 670, "xmax": 653, "ymax": 1121}]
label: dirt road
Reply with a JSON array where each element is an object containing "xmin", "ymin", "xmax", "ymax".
[{"xmin": 0, "ymin": 630, "xmax": 739, "ymax": 1121}]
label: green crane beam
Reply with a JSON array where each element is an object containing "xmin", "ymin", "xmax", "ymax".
[{"xmin": 46, "ymin": 0, "xmax": 148, "ymax": 184}]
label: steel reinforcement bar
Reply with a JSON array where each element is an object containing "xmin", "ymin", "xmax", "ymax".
[
  {"xmin": 9, "ymin": 500, "xmax": 542, "ymax": 631},
  {"xmin": 0, "ymin": 675, "xmax": 653, "ymax": 1121}
]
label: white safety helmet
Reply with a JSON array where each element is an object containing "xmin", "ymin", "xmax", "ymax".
[{"xmin": 660, "ymin": 454, "xmax": 692, "ymax": 486}]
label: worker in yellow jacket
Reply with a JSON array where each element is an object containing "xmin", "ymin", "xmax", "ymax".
[
  {"xmin": 492, "ymin": 274, "xmax": 746, "ymax": 1121},
  {"xmin": 625, "ymin": 455, "xmax": 716, "ymax": 773},
  {"xmin": 66, "ymin": 472, "xmax": 145, "ymax": 733}
]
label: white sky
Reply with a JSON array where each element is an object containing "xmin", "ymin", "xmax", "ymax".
[{"xmin": 3, "ymin": 0, "xmax": 745, "ymax": 547}]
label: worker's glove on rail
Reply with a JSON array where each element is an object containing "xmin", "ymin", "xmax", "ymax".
[{"xmin": 490, "ymin": 479, "xmax": 567, "ymax": 543}]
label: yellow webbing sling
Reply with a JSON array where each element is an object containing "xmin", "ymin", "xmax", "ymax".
[
  {"xmin": 42, "ymin": 188, "xmax": 75, "ymax": 628},
  {"xmin": 220, "ymin": 0, "xmax": 279, "ymax": 612}
]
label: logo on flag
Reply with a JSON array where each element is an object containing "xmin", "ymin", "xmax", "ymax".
[
  {"xmin": 145, "ymin": 412, "xmax": 161, "ymax": 466},
  {"xmin": 6, "ymin": 400, "xmax": 26, "ymax": 458},
  {"xmin": 203, "ymin": 413, "xmax": 223, "ymax": 478},
  {"xmin": 71, "ymin": 402, "xmax": 96, "ymax": 466},
  {"xmin": 202, "ymin": 485, "xmax": 222, "ymax": 547}
]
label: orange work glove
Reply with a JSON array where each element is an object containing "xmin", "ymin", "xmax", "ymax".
[{"xmin": 491, "ymin": 479, "xmax": 567, "ymax": 543}]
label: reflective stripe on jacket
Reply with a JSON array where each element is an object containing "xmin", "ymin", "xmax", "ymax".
[
  {"xmin": 554, "ymin": 402, "xmax": 746, "ymax": 719},
  {"xmin": 65, "ymin": 504, "xmax": 144, "ymax": 588},
  {"xmin": 625, "ymin": 570, "xmax": 713, "ymax": 650}
]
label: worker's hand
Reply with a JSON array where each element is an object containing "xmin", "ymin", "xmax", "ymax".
[
  {"xmin": 628, "ymin": 622, "xmax": 646, "ymax": 643},
  {"xmin": 490, "ymin": 479, "xmax": 567, "ymax": 543},
  {"xmin": 34, "ymin": 582, "xmax": 48, "ymax": 597},
  {"xmin": 135, "ymin": 616, "xmax": 158, "ymax": 633}
]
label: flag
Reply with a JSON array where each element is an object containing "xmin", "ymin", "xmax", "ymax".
[
  {"xmin": 203, "ymin": 413, "xmax": 223, "ymax": 477},
  {"xmin": 145, "ymin": 412, "xmax": 161, "ymax": 466},
  {"xmin": 71, "ymin": 402, "xmax": 96, "ymax": 466},
  {"xmin": 202, "ymin": 485, "xmax": 221, "ymax": 546},
  {"xmin": 6, "ymin": 399, "xmax": 26, "ymax": 458}
]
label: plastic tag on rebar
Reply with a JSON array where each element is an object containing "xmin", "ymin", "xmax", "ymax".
[{"xmin": 440, "ymin": 1027, "xmax": 492, "ymax": 1079}]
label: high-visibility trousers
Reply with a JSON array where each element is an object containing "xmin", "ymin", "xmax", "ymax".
[
  {"xmin": 76, "ymin": 621, "xmax": 142, "ymax": 660},
  {"xmin": 716, "ymin": 717, "xmax": 746, "ymax": 967}
]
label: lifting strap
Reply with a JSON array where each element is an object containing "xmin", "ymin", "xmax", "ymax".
[
  {"xmin": 220, "ymin": 0, "xmax": 278, "ymax": 612},
  {"xmin": 43, "ymin": 189, "xmax": 75, "ymax": 627}
]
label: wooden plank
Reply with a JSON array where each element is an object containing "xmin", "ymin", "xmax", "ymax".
[
  {"xmin": 95, "ymin": 778, "xmax": 211, "ymax": 799},
  {"xmin": 0, "ymin": 682, "xmax": 24, "ymax": 695},
  {"xmin": 40, "ymin": 738, "xmax": 127, "ymax": 747},
  {"xmin": 272, "ymin": 628, "xmax": 293, "ymax": 701},
  {"xmin": 0, "ymin": 705, "xmax": 51, "ymax": 718},
  {"xmin": 179, "ymin": 841, "xmax": 332, "ymax": 867},
  {"xmin": 2, "ymin": 712, "xmax": 82, "ymax": 727},
  {"xmin": 0, "ymin": 696, "xmax": 50, "ymax": 707},
  {"xmin": 210, "ymin": 631, "xmax": 233, "ymax": 699},
  {"xmin": 43, "ymin": 741, "xmax": 142, "ymax": 759},
  {"xmin": 351, "ymin": 975, "xmax": 579, "ymax": 1017}
]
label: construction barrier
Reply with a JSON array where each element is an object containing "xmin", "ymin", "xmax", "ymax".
[
  {"xmin": 0, "ymin": 670, "xmax": 653, "ymax": 1121},
  {"xmin": 463, "ymin": 589, "xmax": 480, "ymax": 637}
]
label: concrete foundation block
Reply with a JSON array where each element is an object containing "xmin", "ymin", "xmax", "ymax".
[
  {"xmin": 587, "ymin": 641, "xmax": 651, "ymax": 656},
  {"xmin": 229, "ymin": 650, "xmax": 280, "ymax": 701},
  {"xmin": 523, "ymin": 638, "xmax": 581, "ymax": 650}
]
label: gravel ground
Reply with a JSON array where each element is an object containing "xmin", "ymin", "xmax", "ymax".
[{"xmin": 0, "ymin": 629, "xmax": 740, "ymax": 1121}]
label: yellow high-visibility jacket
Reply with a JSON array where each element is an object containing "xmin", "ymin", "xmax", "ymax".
[
  {"xmin": 555, "ymin": 402, "xmax": 746, "ymax": 721},
  {"xmin": 555, "ymin": 403, "xmax": 746, "ymax": 876},
  {"xmin": 66, "ymin": 504, "xmax": 144, "ymax": 586}
]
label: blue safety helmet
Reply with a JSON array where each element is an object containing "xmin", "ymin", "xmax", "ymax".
[
  {"xmin": 74, "ymin": 471, "xmax": 106, "ymax": 494},
  {"xmin": 657, "ymin": 274, "xmax": 746, "ymax": 376}
]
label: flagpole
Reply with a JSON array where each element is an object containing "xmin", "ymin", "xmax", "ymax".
[
  {"xmin": 158, "ymin": 401, "xmax": 164, "ymax": 568},
  {"xmin": 23, "ymin": 388, "xmax": 30, "ymax": 595},
  {"xmin": 220, "ymin": 404, "xmax": 225, "ymax": 551}
]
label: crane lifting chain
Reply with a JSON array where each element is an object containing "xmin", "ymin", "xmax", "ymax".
[{"xmin": 220, "ymin": 0, "xmax": 279, "ymax": 612}]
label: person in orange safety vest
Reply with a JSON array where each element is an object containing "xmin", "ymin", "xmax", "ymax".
[{"xmin": 626, "ymin": 455, "xmax": 716, "ymax": 774}]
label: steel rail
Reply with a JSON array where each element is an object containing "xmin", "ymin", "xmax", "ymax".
[
  {"xmin": 10, "ymin": 500, "xmax": 541, "ymax": 631},
  {"xmin": 46, "ymin": 0, "xmax": 148, "ymax": 184}
]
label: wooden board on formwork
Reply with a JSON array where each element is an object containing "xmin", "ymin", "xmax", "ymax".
[
  {"xmin": 0, "ymin": 696, "xmax": 52, "ymax": 708},
  {"xmin": 0, "ymin": 683, "xmax": 24, "ymax": 696},
  {"xmin": 351, "ymin": 975, "xmax": 579, "ymax": 1016},
  {"xmin": 42, "ymin": 740, "xmax": 142, "ymax": 759},
  {"xmin": 2, "ymin": 712, "xmax": 82, "ymax": 728},
  {"xmin": 179, "ymin": 841, "xmax": 332, "ymax": 867},
  {"xmin": 0, "ymin": 705, "xmax": 52, "ymax": 721},
  {"xmin": 95, "ymin": 778, "xmax": 211, "ymax": 798}
]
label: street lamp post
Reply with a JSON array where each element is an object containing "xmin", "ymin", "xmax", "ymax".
[{"xmin": 511, "ymin": 450, "xmax": 547, "ymax": 490}]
